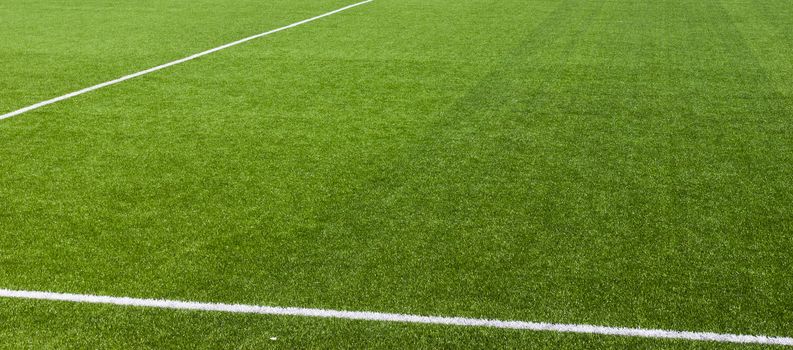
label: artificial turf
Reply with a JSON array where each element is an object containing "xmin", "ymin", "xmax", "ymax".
[{"xmin": 1, "ymin": 0, "xmax": 791, "ymax": 348}]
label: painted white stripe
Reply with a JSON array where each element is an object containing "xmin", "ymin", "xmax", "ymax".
[
  {"xmin": 0, "ymin": 289, "xmax": 791, "ymax": 346},
  {"xmin": 0, "ymin": 0, "xmax": 373, "ymax": 121}
]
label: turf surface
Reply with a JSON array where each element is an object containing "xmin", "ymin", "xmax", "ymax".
[{"xmin": 1, "ymin": 0, "xmax": 792, "ymax": 348}]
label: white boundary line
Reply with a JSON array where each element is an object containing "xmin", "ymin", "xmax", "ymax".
[
  {"xmin": 0, "ymin": 0, "xmax": 373, "ymax": 121},
  {"xmin": 1, "ymin": 289, "xmax": 791, "ymax": 346}
]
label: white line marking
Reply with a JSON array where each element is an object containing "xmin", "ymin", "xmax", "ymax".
[
  {"xmin": 0, "ymin": 0, "xmax": 373, "ymax": 121},
  {"xmin": 0, "ymin": 289, "xmax": 791, "ymax": 346}
]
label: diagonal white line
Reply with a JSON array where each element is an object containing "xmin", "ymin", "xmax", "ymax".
[
  {"xmin": 0, "ymin": 289, "xmax": 791, "ymax": 346},
  {"xmin": 0, "ymin": 0, "xmax": 373, "ymax": 121}
]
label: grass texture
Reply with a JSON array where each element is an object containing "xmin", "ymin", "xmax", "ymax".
[{"xmin": 1, "ymin": 0, "xmax": 791, "ymax": 348}]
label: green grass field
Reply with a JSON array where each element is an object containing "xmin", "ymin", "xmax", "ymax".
[{"xmin": 1, "ymin": 0, "xmax": 792, "ymax": 348}]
